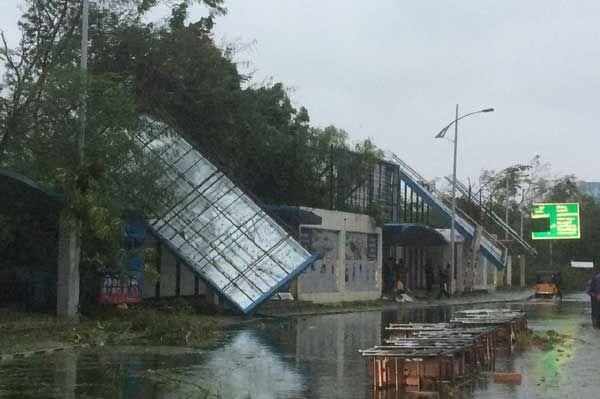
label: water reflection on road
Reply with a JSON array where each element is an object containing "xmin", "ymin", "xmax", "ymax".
[{"xmin": 0, "ymin": 293, "xmax": 598, "ymax": 398}]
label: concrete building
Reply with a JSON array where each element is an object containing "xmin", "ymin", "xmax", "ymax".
[{"xmin": 292, "ymin": 208, "xmax": 382, "ymax": 303}]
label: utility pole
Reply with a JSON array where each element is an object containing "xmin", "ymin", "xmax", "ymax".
[
  {"xmin": 57, "ymin": 0, "xmax": 88, "ymax": 318},
  {"xmin": 329, "ymin": 144, "xmax": 334, "ymax": 209},
  {"xmin": 79, "ymin": 0, "xmax": 89, "ymax": 164}
]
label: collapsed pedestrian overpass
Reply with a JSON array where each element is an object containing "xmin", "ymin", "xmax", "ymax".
[{"xmin": 135, "ymin": 122, "xmax": 318, "ymax": 313}]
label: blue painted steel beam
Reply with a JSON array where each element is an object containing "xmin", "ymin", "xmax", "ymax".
[{"xmin": 399, "ymin": 172, "xmax": 506, "ymax": 271}]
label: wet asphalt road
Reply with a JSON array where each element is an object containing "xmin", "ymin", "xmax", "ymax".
[{"xmin": 0, "ymin": 293, "xmax": 597, "ymax": 399}]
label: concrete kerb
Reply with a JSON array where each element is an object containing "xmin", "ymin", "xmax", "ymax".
[
  {"xmin": 415, "ymin": 290, "xmax": 535, "ymax": 309},
  {"xmin": 257, "ymin": 289, "xmax": 535, "ymax": 318},
  {"xmin": 0, "ymin": 344, "xmax": 90, "ymax": 364}
]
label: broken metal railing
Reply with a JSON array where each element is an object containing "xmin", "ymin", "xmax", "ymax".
[
  {"xmin": 386, "ymin": 152, "xmax": 507, "ymax": 269},
  {"xmin": 449, "ymin": 177, "xmax": 537, "ymax": 256}
]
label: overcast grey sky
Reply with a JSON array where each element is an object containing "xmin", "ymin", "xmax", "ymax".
[{"xmin": 2, "ymin": 1, "xmax": 599, "ymax": 183}]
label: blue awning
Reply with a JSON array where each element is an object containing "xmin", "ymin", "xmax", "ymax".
[{"xmin": 383, "ymin": 223, "xmax": 448, "ymax": 247}]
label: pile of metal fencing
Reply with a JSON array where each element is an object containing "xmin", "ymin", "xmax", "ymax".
[
  {"xmin": 359, "ymin": 308, "xmax": 527, "ymax": 391},
  {"xmin": 451, "ymin": 308, "xmax": 528, "ymax": 353}
]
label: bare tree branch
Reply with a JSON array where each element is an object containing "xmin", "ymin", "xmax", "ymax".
[{"xmin": 0, "ymin": 32, "xmax": 22, "ymax": 85}]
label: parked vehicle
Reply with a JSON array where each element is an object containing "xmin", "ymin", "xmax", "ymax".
[{"xmin": 534, "ymin": 271, "xmax": 562, "ymax": 301}]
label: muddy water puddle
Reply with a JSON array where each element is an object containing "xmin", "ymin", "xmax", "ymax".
[{"xmin": 1, "ymin": 294, "xmax": 598, "ymax": 398}]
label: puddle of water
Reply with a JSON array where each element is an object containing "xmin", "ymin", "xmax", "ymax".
[{"xmin": 0, "ymin": 293, "xmax": 598, "ymax": 399}]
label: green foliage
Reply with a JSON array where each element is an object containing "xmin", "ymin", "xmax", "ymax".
[
  {"xmin": 480, "ymin": 164, "xmax": 530, "ymax": 197},
  {"xmin": 461, "ymin": 156, "xmax": 552, "ymax": 254},
  {"xmin": 479, "ymin": 155, "xmax": 550, "ymax": 207},
  {"xmin": 87, "ymin": 6, "xmax": 383, "ymax": 210},
  {"xmin": 1, "ymin": 0, "xmax": 385, "ymax": 275},
  {"xmin": 479, "ymin": 158, "xmax": 600, "ymax": 289},
  {"xmin": 0, "ymin": 304, "xmax": 220, "ymax": 355},
  {"xmin": 0, "ymin": 0, "xmax": 184, "ymax": 272},
  {"xmin": 526, "ymin": 175, "xmax": 600, "ymax": 290},
  {"xmin": 365, "ymin": 202, "xmax": 384, "ymax": 227},
  {"xmin": 66, "ymin": 304, "xmax": 219, "ymax": 346}
]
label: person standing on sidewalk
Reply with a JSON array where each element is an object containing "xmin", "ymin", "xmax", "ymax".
[
  {"xmin": 553, "ymin": 271, "xmax": 562, "ymax": 298},
  {"xmin": 587, "ymin": 268, "xmax": 600, "ymax": 328},
  {"xmin": 437, "ymin": 263, "xmax": 450, "ymax": 299},
  {"xmin": 396, "ymin": 258, "xmax": 406, "ymax": 291},
  {"xmin": 425, "ymin": 258, "xmax": 434, "ymax": 294},
  {"xmin": 383, "ymin": 257, "xmax": 396, "ymax": 296}
]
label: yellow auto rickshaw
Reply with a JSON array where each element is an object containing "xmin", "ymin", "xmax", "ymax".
[{"xmin": 534, "ymin": 270, "xmax": 561, "ymax": 300}]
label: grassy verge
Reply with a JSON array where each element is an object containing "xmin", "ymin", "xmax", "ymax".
[
  {"xmin": 0, "ymin": 310, "xmax": 76, "ymax": 353},
  {"xmin": 0, "ymin": 299, "xmax": 228, "ymax": 354}
]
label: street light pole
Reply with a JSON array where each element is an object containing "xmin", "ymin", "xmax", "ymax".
[
  {"xmin": 450, "ymin": 104, "xmax": 459, "ymax": 294},
  {"xmin": 505, "ymin": 173, "xmax": 509, "ymax": 240},
  {"xmin": 435, "ymin": 106, "xmax": 494, "ymax": 295},
  {"xmin": 519, "ymin": 188, "xmax": 525, "ymax": 238}
]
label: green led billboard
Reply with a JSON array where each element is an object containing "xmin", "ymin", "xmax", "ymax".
[{"xmin": 531, "ymin": 203, "xmax": 580, "ymax": 240}]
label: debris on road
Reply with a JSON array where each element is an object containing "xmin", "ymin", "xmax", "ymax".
[
  {"xmin": 359, "ymin": 308, "xmax": 528, "ymax": 393},
  {"xmin": 493, "ymin": 372, "xmax": 522, "ymax": 384}
]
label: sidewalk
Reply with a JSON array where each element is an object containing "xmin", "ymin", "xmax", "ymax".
[{"xmin": 257, "ymin": 288, "xmax": 534, "ymax": 318}]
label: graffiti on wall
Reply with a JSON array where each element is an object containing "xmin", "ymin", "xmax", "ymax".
[
  {"xmin": 98, "ymin": 214, "xmax": 145, "ymax": 305},
  {"xmin": 345, "ymin": 232, "xmax": 378, "ymax": 291},
  {"xmin": 298, "ymin": 228, "xmax": 339, "ymax": 293},
  {"xmin": 98, "ymin": 274, "xmax": 141, "ymax": 304}
]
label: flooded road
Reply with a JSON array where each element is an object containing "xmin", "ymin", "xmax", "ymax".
[{"xmin": 1, "ymin": 293, "xmax": 598, "ymax": 398}]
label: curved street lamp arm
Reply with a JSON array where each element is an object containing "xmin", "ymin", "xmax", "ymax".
[{"xmin": 435, "ymin": 108, "xmax": 494, "ymax": 139}]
